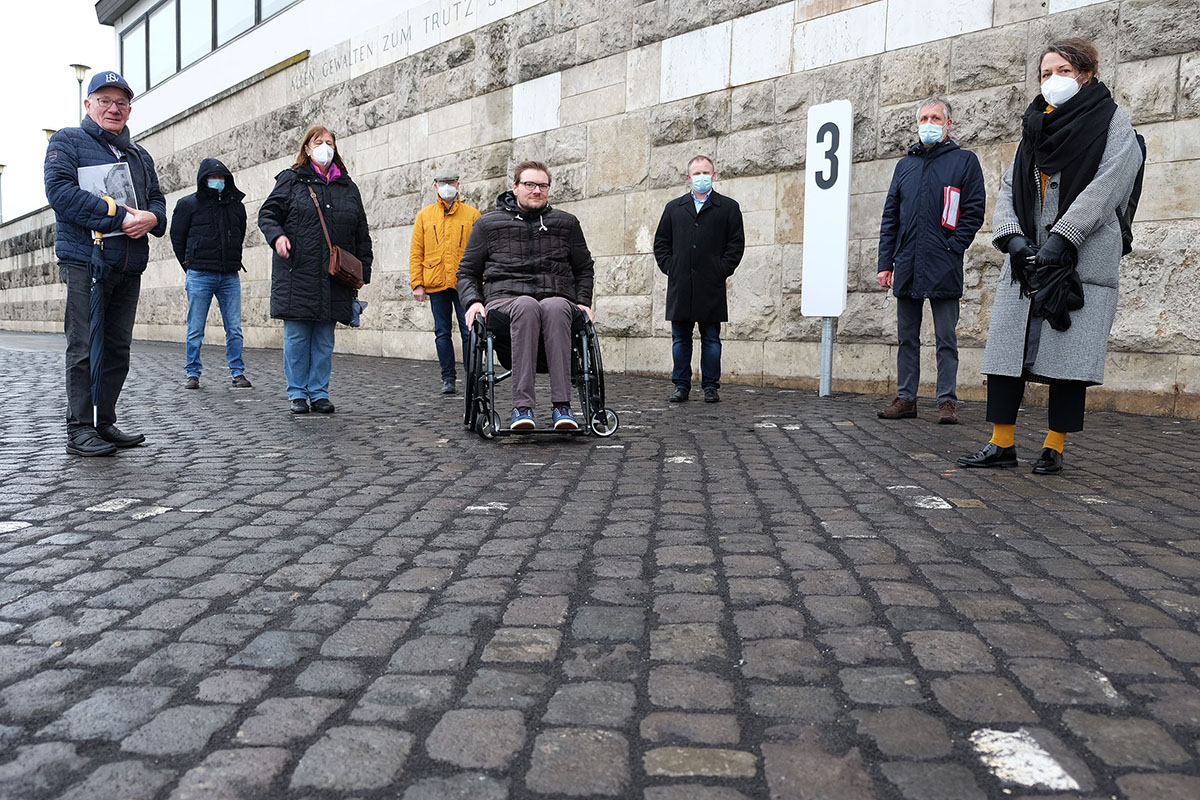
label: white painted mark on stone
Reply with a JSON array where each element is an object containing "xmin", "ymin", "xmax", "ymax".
[
  {"xmin": 257, "ymin": 452, "xmax": 284, "ymax": 459},
  {"xmin": 180, "ymin": 508, "xmax": 212, "ymax": 513},
  {"xmin": 887, "ymin": 485, "xmax": 923, "ymax": 491},
  {"xmin": 665, "ymin": 456, "xmax": 695, "ymax": 464},
  {"xmin": 519, "ymin": 462, "xmax": 547, "ymax": 467},
  {"xmin": 596, "ymin": 445, "xmax": 625, "ymax": 449},
  {"xmin": 465, "ymin": 501, "xmax": 509, "ymax": 513},
  {"xmin": 970, "ymin": 728, "xmax": 1081, "ymax": 791},
  {"xmin": 0, "ymin": 521, "xmax": 32, "ymax": 533},
  {"xmin": 131, "ymin": 506, "xmax": 172, "ymax": 520},
  {"xmin": 913, "ymin": 496, "xmax": 953, "ymax": 510},
  {"xmin": 87, "ymin": 498, "xmax": 139, "ymax": 513},
  {"xmin": 1079, "ymin": 496, "xmax": 1111, "ymax": 505},
  {"xmin": 754, "ymin": 422, "xmax": 778, "ymax": 428},
  {"xmin": 782, "ymin": 425, "xmax": 802, "ymax": 430}
]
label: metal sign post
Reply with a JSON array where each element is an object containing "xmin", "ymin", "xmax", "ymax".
[{"xmin": 800, "ymin": 100, "xmax": 854, "ymax": 397}]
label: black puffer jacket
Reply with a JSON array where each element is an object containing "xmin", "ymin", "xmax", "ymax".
[
  {"xmin": 169, "ymin": 158, "xmax": 246, "ymax": 273},
  {"xmin": 456, "ymin": 191, "xmax": 594, "ymax": 309},
  {"xmin": 258, "ymin": 163, "xmax": 373, "ymax": 324}
]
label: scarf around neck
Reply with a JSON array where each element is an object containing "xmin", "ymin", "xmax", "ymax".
[
  {"xmin": 82, "ymin": 115, "xmax": 133, "ymax": 154},
  {"xmin": 1011, "ymin": 78, "xmax": 1117, "ymax": 245}
]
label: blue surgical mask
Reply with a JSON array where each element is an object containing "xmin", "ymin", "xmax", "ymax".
[
  {"xmin": 918, "ymin": 123, "xmax": 943, "ymax": 146},
  {"xmin": 691, "ymin": 174, "xmax": 712, "ymax": 195},
  {"xmin": 206, "ymin": 178, "xmax": 225, "ymax": 192}
]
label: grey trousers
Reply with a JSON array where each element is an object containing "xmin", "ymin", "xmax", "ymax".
[
  {"xmin": 487, "ymin": 295, "xmax": 574, "ymax": 409},
  {"xmin": 896, "ymin": 296, "xmax": 959, "ymax": 403}
]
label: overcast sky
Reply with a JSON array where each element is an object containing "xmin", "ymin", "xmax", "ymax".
[{"xmin": 2, "ymin": 0, "xmax": 115, "ymax": 223}]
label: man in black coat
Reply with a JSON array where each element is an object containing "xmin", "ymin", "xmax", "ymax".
[
  {"xmin": 877, "ymin": 96, "xmax": 986, "ymax": 424},
  {"xmin": 170, "ymin": 158, "xmax": 251, "ymax": 390},
  {"xmin": 44, "ymin": 71, "xmax": 166, "ymax": 456},
  {"xmin": 654, "ymin": 155, "xmax": 745, "ymax": 404},
  {"xmin": 458, "ymin": 160, "xmax": 595, "ymax": 431}
]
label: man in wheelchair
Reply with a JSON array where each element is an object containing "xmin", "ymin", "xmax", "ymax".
[{"xmin": 457, "ymin": 160, "xmax": 595, "ymax": 431}]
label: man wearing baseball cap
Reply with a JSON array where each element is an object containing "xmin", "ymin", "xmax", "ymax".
[
  {"xmin": 44, "ymin": 70, "xmax": 167, "ymax": 456},
  {"xmin": 409, "ymin": 167, "xmax": 481, "ymax": 394}
]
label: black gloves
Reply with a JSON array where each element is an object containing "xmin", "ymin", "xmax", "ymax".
[
  {"xmin": 1004, "ymin": 235, "xmax": 1038, "ymax": 264},
  {"xmin": 1035, "ymin": 233, "xmax": 1073, "ymax": 266}
]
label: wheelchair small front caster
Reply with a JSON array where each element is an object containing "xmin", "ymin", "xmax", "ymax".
[{"xmin": 590, "ymin": 409, "xmax": 619, "ymax": 437}]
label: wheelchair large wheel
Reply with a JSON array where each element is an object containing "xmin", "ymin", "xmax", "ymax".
[
  {"xmin": 577, "ymin": 325, "xmax": 607, "ymax": 419},
  {"xmin": 590, "ymin": 409, "xmax": 619, "ymax": 437},
  {"xmin": 463, "ymin": 328, "xmax": 483, "ymax": 427}
]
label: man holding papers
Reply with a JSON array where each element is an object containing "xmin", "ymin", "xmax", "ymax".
[{"xmin": 876, "ymin": 96, "xmax": 985, "ymax": 425}]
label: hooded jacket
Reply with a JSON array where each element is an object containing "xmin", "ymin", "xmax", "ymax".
[
  {"xmin": 258, "ymin": 162, "xmax": 373, "ymax": 325},
  {"xmin": 877, "ymin": 139, "xmax": 986, "ymax": 299},
  {"xmin": 653, "ymin": 189, "xmax": 745, "ymax": 322},
  {"xmin": 43, "ymin": 116, "xmax": 167, "ymax": 272},
  {"xmin": 456, "ymin": 191, "xmax": 594, "ymax": 309},
  {"xmin": 409, "ymin": 195, "xmax": 482, "ymax": 293},
  {"xmin": 169, "ymin": 158, "xmax": 247, "ymax": 273}
]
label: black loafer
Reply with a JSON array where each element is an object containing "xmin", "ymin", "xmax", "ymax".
[
  {"xmin": 668, "ymin": 387, "xmax": 689, "ymax": 403},
  {"xmin": 290, "ymin": 399, "xmax": 310, "ymax": 414},
  {"xmin": 441, "ymin": 380, "xmax": 456, "ymax": 395},
  {"xmin": 96, "ymin": 424, "xmax": 145, "ymax": 448},
  {"xmin": 704, "ymin": 388, "xmax": 720, "ymax": 403},
  {"xmin": 1032, "ymin": 447, "xmax": 1063, "ymax": 475},
  {"xmin": 311, "ymin": 398, "xmax": 335, "ymax": 414},
  {"xmin": 957, "ymin": 442, "xmax": 1018, "ymax": 468},
  {"xmin": 66, "ymin": 429, "xmax": 117, "ymax": 457}
]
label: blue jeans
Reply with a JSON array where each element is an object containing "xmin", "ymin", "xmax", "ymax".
[
  {"xmin": 671, "ymin": 320, "xmax": 721, "ymax": 390},
  {"xmin": 185, "ymin": 270, "xmax": 244, "ymax": 377},
  {"xmin": 429, "ymin": 288, "xmax": 468, "ymax": 382},
  {"xmin": 283, "ymin": 320, "xmax": 336, "ymax": 400}
]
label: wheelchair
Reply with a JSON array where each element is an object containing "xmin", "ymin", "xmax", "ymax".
[{"xmin": 463, "ymin": 305, "xmax": 619, "ymax": 439}]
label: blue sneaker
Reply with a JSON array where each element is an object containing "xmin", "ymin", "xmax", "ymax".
[
  {"xmin": 511, "ymin": 407, "xmax": 535, "ymax": 430},
  {"xmin": 552, "ymin": 405, "xmax": 579, "ymax": 430}
]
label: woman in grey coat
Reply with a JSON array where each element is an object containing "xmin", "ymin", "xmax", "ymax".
[{"xmin": 958, "ymin": 38, "xmax": 1142, "ymax": 475}]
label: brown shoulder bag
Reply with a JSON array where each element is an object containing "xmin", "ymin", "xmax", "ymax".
[{"xmin": 307, "ymin": 186, "xmax": 364, "ymax": 290}]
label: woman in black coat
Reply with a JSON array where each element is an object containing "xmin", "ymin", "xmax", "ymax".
[{"xmin": 258, "ymin": 126, "xmax": 373, "ymax": 415}]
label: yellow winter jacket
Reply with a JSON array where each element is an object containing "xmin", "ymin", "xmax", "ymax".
[{"xmin": 409, "ymin": 198, "xmax": 482, "ymax": 293}]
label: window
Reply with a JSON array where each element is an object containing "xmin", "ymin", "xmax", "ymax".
[
  {"xmin": 179, "ymin": 0, "xmax": 213, "ymax": 68},
  {"xmin": 148, "ymin": 1, "xmax": 177, "ymax": 86},
  {"xmin": 119, "ymin": 0, "xmax": 298, "ymax": 92},
  {"xmin": 120, "ymin": 21, "xmax": 146, "ymax": 96},
  {"xmin": 217, "ymin": 0, "xmax": 255, "ymax": 46}
]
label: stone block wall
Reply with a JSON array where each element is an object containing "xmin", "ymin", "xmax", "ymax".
[{"xmin": 3, "ymin": 0, "xmax": 1200, "ymax": 415}]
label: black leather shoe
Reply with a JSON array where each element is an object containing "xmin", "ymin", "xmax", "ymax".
[
  {"xmin": 290, "ymin": 399, "xmax": 310, "ymax": 414},
  {"xmin": 311, "ymin": 398, "xmax": 335, "ymax": 414},
  {"xmin": 1032, "ymin": 447, "xmax": 1063, "ymax": 475},
  {"xmin": 96, "ymin": 424, "xmax": 145, "ymax": 448},
  {"xmin": 668, "ymin": 387, "xmax": 689, "ymax": 403},
  {"xmin": 441, "ymin": 380, "xmax": 456, "ymax": 395},
  {"xmin": 66, "ymin": 429, "xmax": 117, "ymax": 457},
  {"xmin": 957, "ymin": 442, "xmax": 1018, "ymax": 468},
  {"xmin": 704, "ymin": 388, "xmax": 720, "ymax": 403}
]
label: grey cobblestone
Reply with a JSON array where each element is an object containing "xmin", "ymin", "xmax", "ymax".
[{"xmin": 3, "ymin": 336, "xmax": 1200, "ymax": 798}]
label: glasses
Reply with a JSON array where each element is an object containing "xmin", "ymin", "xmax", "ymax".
[
  {"xmin": 518, "ymin": 181, "xmax": 550, "ymax": 191},
  {"xmin": 92, "ymin": 97, "xmax": 131, "ymax": 110}
]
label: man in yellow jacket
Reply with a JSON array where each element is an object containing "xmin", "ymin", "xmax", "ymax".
[{"xmin": 410, "ymin": 169, "xmax": 481, "ymax": 394}]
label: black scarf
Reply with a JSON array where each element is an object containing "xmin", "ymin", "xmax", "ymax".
[
  {"xmin": 1011, "ymin": 78, "xmax": 1116, "ymax": 288},
  {"xmin": 82, "ymin": 115, "xmax": 133, "ymax": 154}
]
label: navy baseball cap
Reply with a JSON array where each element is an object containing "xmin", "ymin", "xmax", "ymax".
[{"xmin": 87, "ymin": 71, "xmax": 134, "ymax": 99}]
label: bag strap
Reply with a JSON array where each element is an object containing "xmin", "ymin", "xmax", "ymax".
[{"xmin": 307, "ymin": 186, "xmax": 335, "ymax": 255}]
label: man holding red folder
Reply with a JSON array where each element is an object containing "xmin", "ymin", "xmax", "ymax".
[{"xmin": 877, "ymin": 96, "xmax": 986, "ymax": 424}]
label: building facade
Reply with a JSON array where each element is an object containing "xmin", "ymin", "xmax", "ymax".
[{"xmin": 3, "ymin": 0, "xmax": 1198, "ymax": 415}]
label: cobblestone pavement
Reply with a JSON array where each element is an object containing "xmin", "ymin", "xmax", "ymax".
[{"xmin": 2, "ymin": 330, "xmax": 1200, "ymax": 800}]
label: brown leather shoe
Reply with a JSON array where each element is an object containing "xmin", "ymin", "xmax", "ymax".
[
  {"xmin": 877, "ymin": 397, "xmax": 917, "ymax": 419},
  {"xmin": 937, "ymin": 400, "xmax": 959, "ymax": 425}
]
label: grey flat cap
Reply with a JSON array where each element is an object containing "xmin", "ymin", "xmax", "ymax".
[{"xmin": 434, "ymin": 169, "xmax": 459, "ymax": 182}]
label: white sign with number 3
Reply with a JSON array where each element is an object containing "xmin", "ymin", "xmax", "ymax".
[{"xmin": 801, "ymin": 100, "xmax": 854, "ymax": 317}]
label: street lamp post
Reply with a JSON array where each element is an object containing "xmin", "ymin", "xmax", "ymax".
[
  {"xmin": 43, "ymin": 129, "xmax": 57, "ymax": 141},
  {"xmin": 0, "ymin": 164, "xmax": 6, "ymax": 225},
  {"xmin": 70, "ymin": 64, "xmax": 90, "ymax": 120}
]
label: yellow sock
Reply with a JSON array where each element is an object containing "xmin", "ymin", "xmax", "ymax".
[
  {"xmin": 1043, "ymin": 430, "xmax": 1065, "ymax": 453},
  {"xmin": 989, "ymin": 424, "xmax": 1015, "ymax": 448}
]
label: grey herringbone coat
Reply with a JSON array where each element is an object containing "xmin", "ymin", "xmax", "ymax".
[{"xmin": 982, "ymin": 108, "xmax": 1141, "ymax": 385}]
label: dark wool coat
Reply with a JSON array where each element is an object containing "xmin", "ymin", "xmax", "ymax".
[
  {"xmin": 877, "ymin": 139, "xmax": 986, "ymax": 299},
  {"xmin": 43, "ymin": 117, "xmax": 167, "ymax": 272},
  {"xmin": 258, "ymin": 163, "xmax": 373, "ymax": 325},
  {"xmin": 456, "ymin": 191, "xmax": 594, "ymax": 309},
  {"xmin": 653, "ymin": 190, "xmax": 745, "ymax": 322},
  {"xmin": 169, "ymin": 158, "xmax": 246, "ymax": 273}
]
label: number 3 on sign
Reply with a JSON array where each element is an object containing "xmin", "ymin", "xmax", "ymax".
[{"xmin": 801, "ymin": 100, "xmax": 854, "ymax": 317}]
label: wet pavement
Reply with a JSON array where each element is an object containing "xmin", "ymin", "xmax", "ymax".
[{"xmin": 1, "ymin": 330, "xmax": 1199, "ymax": 800}]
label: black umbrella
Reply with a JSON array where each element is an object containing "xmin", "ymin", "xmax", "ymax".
[
  {"xmin": 1028, "ymin": 249, "xmax": 1084, "ymax": 332},
  {"xmin": 87, "ymin": 229, "xmax": 111, "ymax": 428}
]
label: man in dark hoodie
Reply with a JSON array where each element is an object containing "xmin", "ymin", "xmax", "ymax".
[
  {"xmin": 44, "ymin": 71, "xmax": 166, "ymax": 456},
  {"xmin": 457, "ymin": 160, "xmax": 594, "ymax": 431},
  {"xmin": 170, "ymin": 158, "xmax": 250, "ymax": 389}
]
